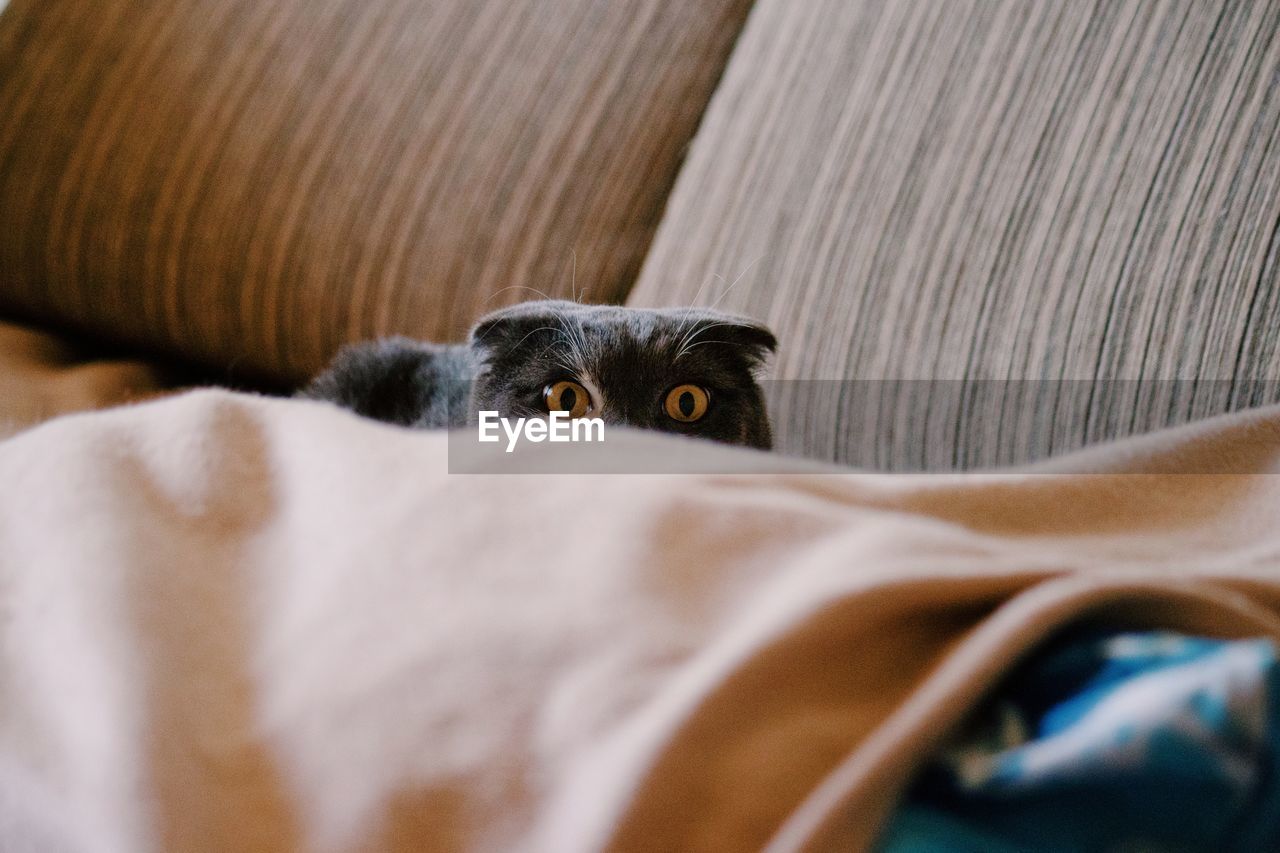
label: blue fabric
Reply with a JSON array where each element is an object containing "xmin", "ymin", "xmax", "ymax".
[{"xmin": 876, "ymin": 632, "xmax": 1280, "ymax": 853}]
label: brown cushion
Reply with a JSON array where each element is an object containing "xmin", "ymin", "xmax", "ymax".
[
  {"xmin": 630, "ymin": 0, "xmax": 1280, "ymax": 468},
  {"xmin": 0, "ymin": 319, "xmax": 181, "ymax": 440},
  {"xmin": 0, "ymin": 0, "xmax": 752, "ymax": 383}
]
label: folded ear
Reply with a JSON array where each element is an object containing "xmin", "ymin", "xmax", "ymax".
[
  {"xmin": 679, "ymin": 309, "xmax": 778, "ymax": 368},
  {"xmin": 468, "ymin": 299, "xmax": 577, "ymax": 350},
  {"xmin": 720, "ymin": 315, "xmax": 778, "ymax": 356}
]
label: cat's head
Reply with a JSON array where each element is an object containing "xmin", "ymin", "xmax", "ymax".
[{"xmin": 468, "ymin": 300, "xmax": 777, "ymax": 449}]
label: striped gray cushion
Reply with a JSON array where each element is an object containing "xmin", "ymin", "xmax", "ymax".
[
  {"xmin": 631, "ymin": 0, "xmax": 1280, "ymax": 468},
  {"xmin": 0, "ymin": 0, "xmax": 751, "ymax": 383}
]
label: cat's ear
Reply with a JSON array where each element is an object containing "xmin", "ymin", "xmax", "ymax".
[
  {"xmin": 720, "ymin": 317, "xmax": 777, "ymax": 359},
  {"xmin": 686, "ymin": 310, "xmax": 778, "ymax": 369},
  {"xmin": 468, "ymin": 300, "xmax": 571, "ymax": 350}
]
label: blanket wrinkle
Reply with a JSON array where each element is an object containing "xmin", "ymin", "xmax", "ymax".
[
  {"xmin": 879, "ymin": 629, "xmax": 1280, "ymax": 851},
  {"xmin": 777, "ymin": 578, "xmax": 1280, "ymax": 852},
  {"xmin": 2, "ymin": 389, "xmax": 1280, "ymax": 851}
]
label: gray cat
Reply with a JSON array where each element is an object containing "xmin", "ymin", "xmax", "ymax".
[{"xmin": 303, "ymin": 300, "xmax": 777, "ymax": 449}]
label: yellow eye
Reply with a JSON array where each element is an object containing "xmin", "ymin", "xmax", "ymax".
[
  {"xmin": 544, "ymin": 380, "xmax": 592, "ymax": 418},
  {"xmin": 664, "ymin": 385, "xmax": 709, "ymax": 422}
]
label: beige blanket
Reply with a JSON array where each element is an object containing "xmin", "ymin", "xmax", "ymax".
[{"xmin": 3, "ymin": 379, "xmax": 1280, "ymax": 851}]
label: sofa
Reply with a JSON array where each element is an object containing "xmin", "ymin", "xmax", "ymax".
[{"xmin": 1, "ymin": 1, "xmax": 1279, "ymax": 850}]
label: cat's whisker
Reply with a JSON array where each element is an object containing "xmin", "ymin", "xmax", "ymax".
[
  {"xmin": 686, "ymin": 267, "xmax": 726, "ymax": 309},
  {"xmin": 508, "ymin": 325, "xmax": 564, "ymax": 353},
  {"xmin": 561, "ymin": 308, "xmax": 590, "ymax": 373},
  {"xmin": 670, "ymin": 257, "xmax": 759, "ymax": 354},
  {"xmin": 666, "ymin": 271, "xmax": 727, "ymax": 354},
  {"xmin": 673, "ymin": 313, "xmax": 725, "ymax": 359},
  {"xmin": 571, "ymin": 319, "xmax": 590, "ymax": 373},
  {"xmin": 548, "ymin": 334, "xmax": 585, "ymax": 375},
  {"xmin": 570, "ymin": 249, "xmax": 579, "ymax": 303},
  {"xmin": 540, "ymin": 341, "xmax": 578, "ymax": 375},
  {"xmin": 538, "ymin": 302, "xmax": 590, "ymax": 376},
  {"xmin": 670, "ymin": 273, "xmax": 726, "ymax": 341},
  {"xmin": 677, "ymin": 339, "xmax": 737, "ymax": 359},
  {"xmin": 673, "ymin": 325, "xmax": 700, "ymax": 360},
  {"xmin": 482, "ymin": 284, "xmax": 558, "ymax": 306},
  {"xmin": 531, "ymin": 341, "xmax": 563, "ymax": 364},
  {"xmin": 709, "ymin": 254, "xmax": 764, "ymax": 312},
  {"xmin": 673, "ymin": 324, "xmax": 705, "ymax": 362},
  {"xmin": 675, "ymin": 320, "xmax": 740, "ymax": 362},
  {"xmin": 471, "ymin": 323, "xmax": 504, "ymax": 348}
]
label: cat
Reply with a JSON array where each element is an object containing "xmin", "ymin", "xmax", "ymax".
[{"xmin": 302, "ymin": 300, "xmax": 777, "ymax": 449}]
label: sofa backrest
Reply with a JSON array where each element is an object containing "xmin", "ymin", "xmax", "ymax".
[
  {"xmin": 631, "ymin": 0, "xmax": 1280, "ymax": 468},
  {"xmin": 4, "ymin": 0, "xmax": 1278, "ymax": 468},
  {"xmin": 0, "ymin": 0, "xmax": 752, "ymax": 383}
]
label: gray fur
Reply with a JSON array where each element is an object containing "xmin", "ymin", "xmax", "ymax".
[{"xmin": 302, "ymin": 300, "xmax": 777, "ymax": 449}]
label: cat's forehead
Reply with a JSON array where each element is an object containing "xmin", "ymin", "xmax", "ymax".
[
  {"xmin": 581, "ymin": 311, "xmax": 694, "ymax": 348},
  {"xmin": 479, "ymin": 301, "xmax": 705, "ymax": 347},
  {"xmin": 472, "ymin": 299, "xmax": 776, "ymax": 376},
  {"xmin": 522, "ymin": 302, "xmax": 721, "ymax": 342}
]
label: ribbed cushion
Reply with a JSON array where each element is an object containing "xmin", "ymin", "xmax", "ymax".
[
  {"xmin": 0, "ymin": 0, "xmax": 751, "ymax": 383},
  {"xmin": 631, "ymin": 0, "xmax": 1280, "ymax": 468}
]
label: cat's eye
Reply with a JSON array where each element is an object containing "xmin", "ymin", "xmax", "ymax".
[
  {"xmin": 664, "ymin": 385, "xmax": 709, "ymax": 422},
  {"xmin": 544, "ymin": 380, "xmax": 592, "ymax": 418}
]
